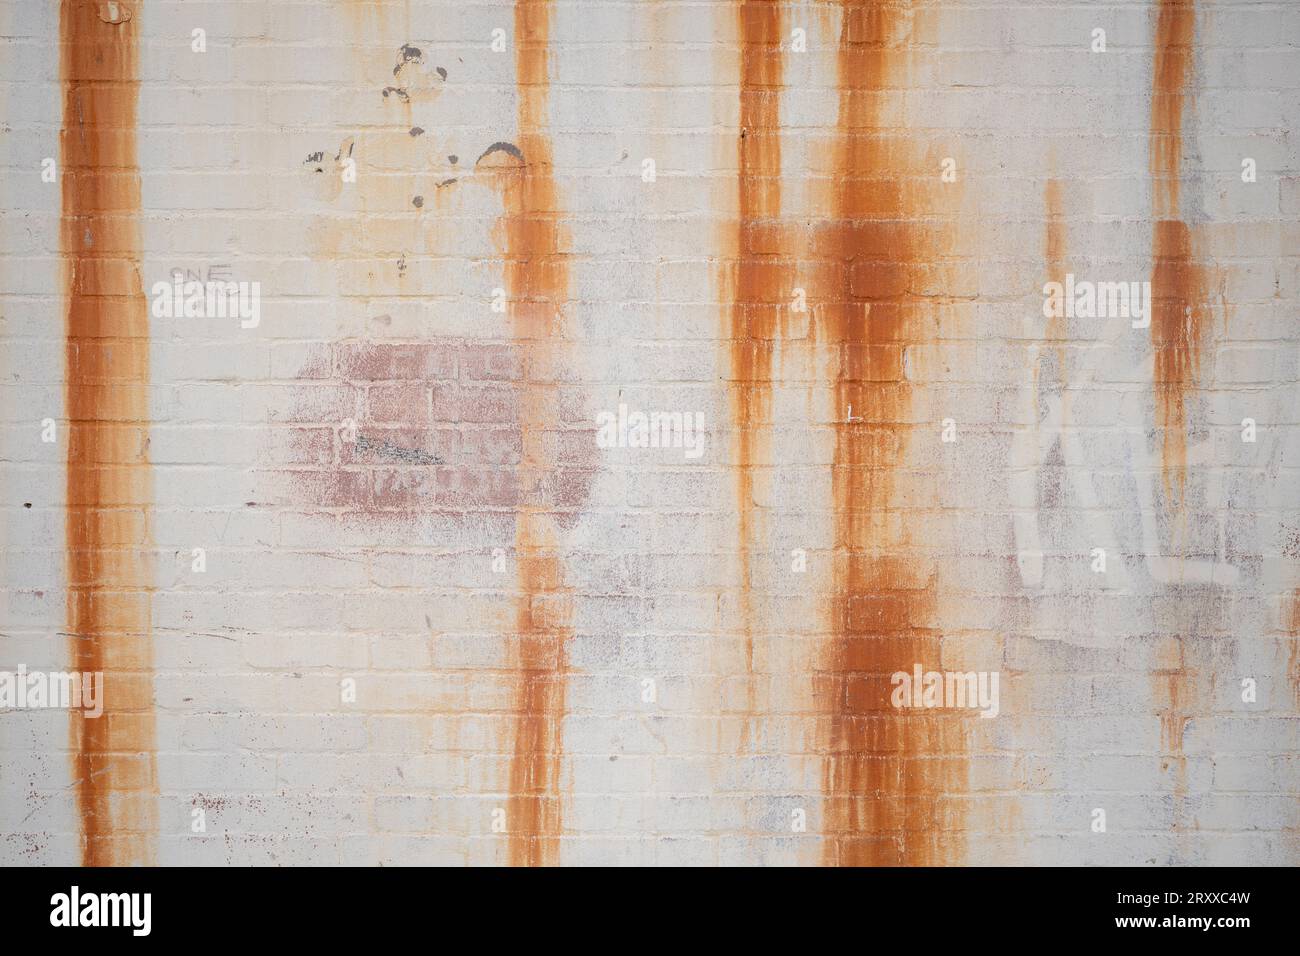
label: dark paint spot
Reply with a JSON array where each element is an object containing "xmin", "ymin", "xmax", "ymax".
[
  {"xmin": 395, "ymin": 44, "xmax": 423, "ymax": 75},
  {"xmin": 476, "ymin": 141, "xmax": 525, "ymax": 167}
]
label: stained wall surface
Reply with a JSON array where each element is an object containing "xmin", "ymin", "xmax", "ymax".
[{"xmin": 1, "ymin": 0, "xmax": 1297, "ymax": 865}]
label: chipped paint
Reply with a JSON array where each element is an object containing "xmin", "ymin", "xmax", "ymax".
[
  {"xmin": 59, "ymin": 0, "xmax": 156, "ymax": 866},
  {"xmin": 816, "ymin": 0, "xmax": 966, "ymax": 867}
]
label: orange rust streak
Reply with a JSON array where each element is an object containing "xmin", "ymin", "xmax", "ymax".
[
  {"xmin": 1150, "ymin": 0, "xmax": 1205, "ymax": 499},
  {"xmin": 818, "ymin": 1, "xmax": 961, "ymax": 867},
  {"xmin": 732, "ymin": 1, "xmax": 788, "ymax": 686},
  {"xmin": 1045, "ymin": 178, "xmax": 1065, "ymax": 292},
  {"xmin": 1151, "ymin": 0, "xmax": 1194, "ymax": 220},
  {"xmin": 1044, "ymin": 177, "xmax": 1067, "ymax": 367},
  {"xmin": 1147, "ymin": 1, "xmax": 1212, "ymax": 819},
  {"xmin": 1151, "ymin": 219, "xmax": 1206, "ymax": 498},
  {"xmin": 1287, "ymin": 590, "xmax": 1300, "ymax": 710},
  {"xmin": 504, "ymin": 0, "xmax": 569, "ymax": 868},
  {"xmin": 60, "ymin": 0, "xmax": 156, "ymax": 866}
]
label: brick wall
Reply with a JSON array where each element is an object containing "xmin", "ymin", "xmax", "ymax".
[{"xmin": 0, "ymin": 0, "xmax": 1297, "ymax": 865}]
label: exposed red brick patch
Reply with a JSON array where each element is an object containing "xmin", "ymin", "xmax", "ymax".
[
  {"xmin": 60, "ymin": 0, "xmax": 157, "ymax": 866},
  {"xmin": 815, "ymin": 0, "xmax": 966, "ymax": 867}
]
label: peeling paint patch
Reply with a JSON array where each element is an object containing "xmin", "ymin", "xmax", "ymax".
[
  {"xmin": 60, "ymin": 0, "xmax": 156, "ymax": 867},
  {"xmin": 97, "ymin": 1, "xmax": 130, "ymax": 25},
  {"xmin": 395, "ymin": 44, "xmax": 424, "ymax": 74}
]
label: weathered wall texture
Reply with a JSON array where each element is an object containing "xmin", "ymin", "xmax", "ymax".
[{"xmin": 1, "ymin": 0, "xmax": 1297, "ymax": 865}]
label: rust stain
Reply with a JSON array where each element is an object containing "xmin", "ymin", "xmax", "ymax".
[
  {"xmin": 1150, "ymin": 0, "xmax": 1208, "ymax": 500},
  {"xmin": 1045, "ymin": 179, "xmax": 1065, "ymax": 274},
  {"xmin": 1286, "ymin": 590, "xmax": 1300, "ymax": 709},
  {"xmin": 59, "ymin": 0, "xmax": 156, "ymax": 866},
  {"xmin": 496, "ymin": 0, "xmax": 571, "ymax": 868},
  {"xmin": 273, "ymin": 7, "xmax": 597, "ymax": 865},
  {"xmin": 1044, "ymin": 177, "xmax": 1066, "ymax": 346},
  {"xmin": 816, "ymin": 1, "xmax": 965, "ymax": 866},
  {"xmin": 1042, "ymin": 173, "xmax": 1071, "ymax": 389},
  {"xmin": 1153, "ymin": 636, "xmax": 1192, "ymax": 754},
  {"xmin": 1147, "ymin": 0, "xmax": 1219, "ymax": 822},
  {"xmin": 731, "ymin": 0, "xmax": 790, "ymax": 734},
  {"xmin": 1151, "ymin": 0, "xmax": 1194, "ymax": 221}
]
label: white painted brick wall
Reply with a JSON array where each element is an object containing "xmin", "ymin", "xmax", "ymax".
[{"xmin": 0, "ymin": 0, "xmax": 1297, "ymax": 866}]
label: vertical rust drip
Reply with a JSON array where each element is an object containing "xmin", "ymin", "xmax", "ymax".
[
  {"xmin": 1043, "ymin": 175, "xmax": 1071, "ymax": 385},
  {"xmin": 1150, "ymin": 0, "xmax": 1206, "ymax": 499},
  {"xmin": 1044, "ymin": 179, "xmax": 1065, "ymax": 271},
  {"xmin": 59, "ymin": 0, "xmax": 156, "ymax": 866},
  {"xmin": 731, "ymin": 0, "xmax": 788, "ymax": 730},
  {"xmin": 1149, "ymin": 0, "xmax": 1213, "ymax": 810},
  {"xmin": 1044, "ymin": 177, "xmax": 1066, "ymax": 344},
  {"xmin": 502, "ymin": 0, "xmax": 570, "ymax": 867},
  {"xmin": 1286, "ymin": 590, "xmax": 1300, "ymax": 709},
  {"xmin": 817, "ymin": 1, "xmax": 962, "ymax": 866}
]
